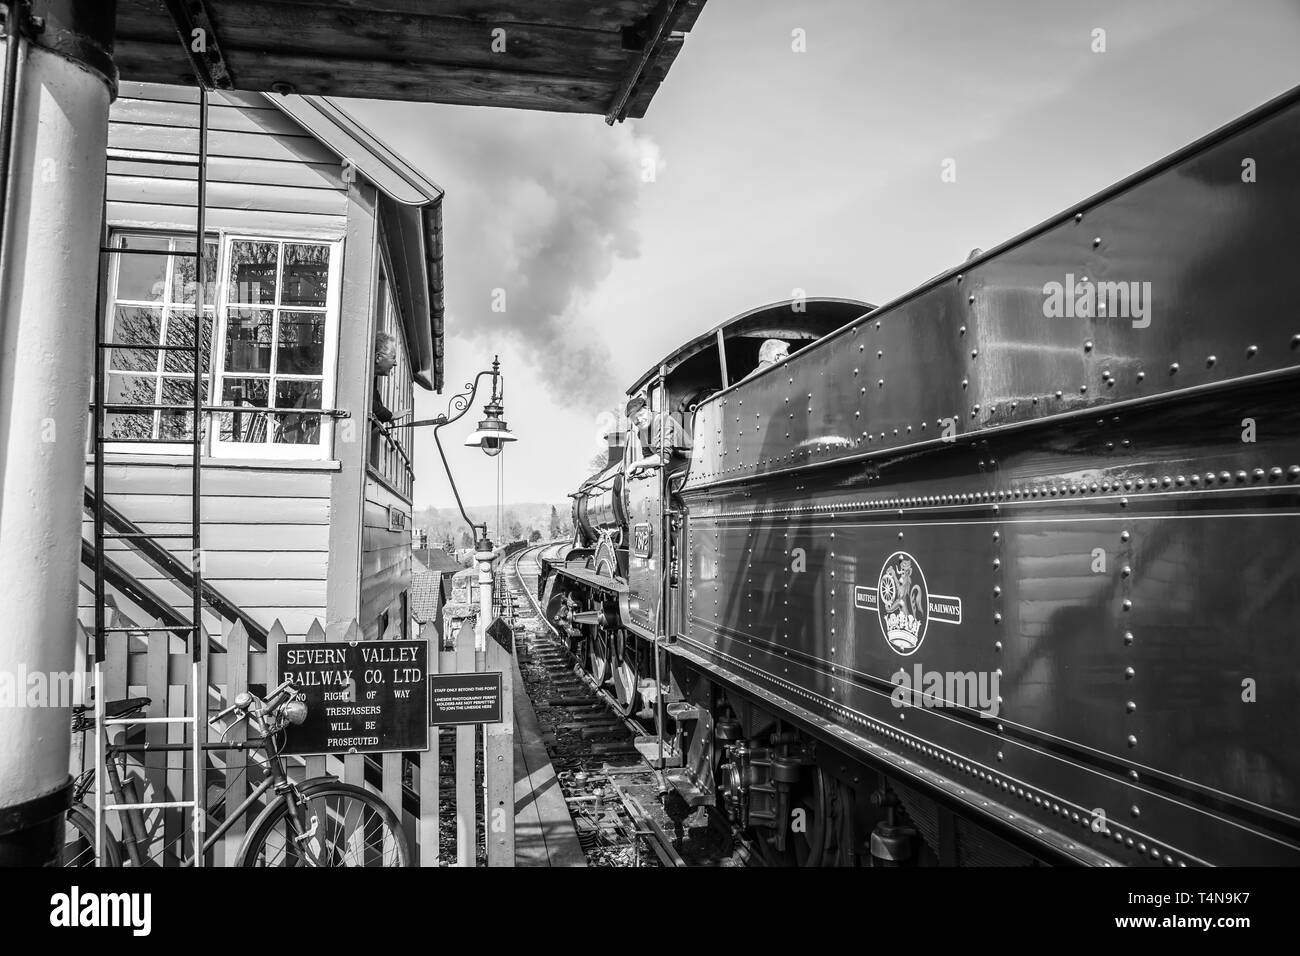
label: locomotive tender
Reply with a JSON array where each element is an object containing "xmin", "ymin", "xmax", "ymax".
[{"xmin": 540, "ymin": 85, "xmax": 1300, "ymax": 866}]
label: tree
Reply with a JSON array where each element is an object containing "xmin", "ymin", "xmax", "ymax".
[
  {"xmin": 459, "ymin": 530, "xmax": 472, "ymax": 549},
  {"xmin": 549, "ymin": 505, "xmax": 562, "ymax": 539},
  {"xmin": 528, "ymin": 529, "xmax": 542, "ymax": 543}
]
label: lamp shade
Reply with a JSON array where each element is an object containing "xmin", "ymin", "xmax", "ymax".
[{"xmin": 465, "ymin": 415, "xmax": 516, "ymax": 457}]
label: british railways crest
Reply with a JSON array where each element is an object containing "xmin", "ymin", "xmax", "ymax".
[{"xmin": 854, "ymin": 551, "xmax": 963, "ymax": 656}]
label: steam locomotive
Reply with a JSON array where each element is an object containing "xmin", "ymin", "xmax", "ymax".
[{"xmin": 539, "ymin": 85, "xmax": 1300, "ymax": 866}]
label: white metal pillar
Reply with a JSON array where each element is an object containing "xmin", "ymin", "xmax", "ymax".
[
  {"xmin": 0, "ymin": 1, "xmax": 113, "ymax": 864},
  {"xmin": 475, "ymin": 545, "xmax": 494, "ymax": 651}
]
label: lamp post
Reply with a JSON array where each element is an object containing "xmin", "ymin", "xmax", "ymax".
[{"xmin": 391, "ymin": 356, "xmax": 516, "ymax": 650}]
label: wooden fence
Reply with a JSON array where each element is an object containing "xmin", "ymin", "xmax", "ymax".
[{"xmin": 73, "ymin": 609, "xmax": 514, "ymax": 866}]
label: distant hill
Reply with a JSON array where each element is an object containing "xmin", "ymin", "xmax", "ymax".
[{"xmin": 413, "ymin": 502, "xmax": 572, "ymax": 549}]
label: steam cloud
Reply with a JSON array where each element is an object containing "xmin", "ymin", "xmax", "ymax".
[{"xmin": 430, "ymin": 110, "xmax": 658, "ymax": 408}]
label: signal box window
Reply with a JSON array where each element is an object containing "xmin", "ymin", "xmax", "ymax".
[
  {"xmin": 103, "ymin": 232, "xmax": 217, "ymax": 445},
  {"xmin": 369, "ymin": 265, "xmax": 413, "ymax": 498},
  {"xmin": 212, "ymin": 237, "xmax": 341, "ymax": 460}
]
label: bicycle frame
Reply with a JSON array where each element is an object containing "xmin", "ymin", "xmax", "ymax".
[{"xmin": 92, "ymin": 723, "xmax": 314, "ymax": 866}]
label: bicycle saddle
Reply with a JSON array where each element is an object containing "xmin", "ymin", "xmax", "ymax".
[{"xmin": 72, "ymin": 696, "xmax": 152, "ymax": 719}]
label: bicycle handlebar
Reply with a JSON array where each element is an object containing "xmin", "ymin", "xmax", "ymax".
[{"xmin": 208, "ymin": 679, "xmax": 302, "ymax": 729}]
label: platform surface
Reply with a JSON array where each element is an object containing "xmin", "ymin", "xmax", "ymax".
[{"xmin": 512, "ymin": 650, "xmax": 586, "ymax": 867}]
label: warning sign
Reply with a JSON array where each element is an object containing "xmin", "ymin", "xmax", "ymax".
[
  {"xmin": 428, "ymin": 672, "xmax": 504, "ymax": 726},
  {"xmin": 276, "ymin": 640, "xmax": 429, "ymax": 755}
]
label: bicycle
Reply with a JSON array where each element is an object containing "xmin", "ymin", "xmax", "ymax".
[{"xmin": 64, "ymin": 679, "xmax": 411, "ymax": 867}]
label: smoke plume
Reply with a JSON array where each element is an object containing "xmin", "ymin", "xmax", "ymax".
[{"xmin": 430, "ymin": 110, "xmax": 658, "ymax": 408}]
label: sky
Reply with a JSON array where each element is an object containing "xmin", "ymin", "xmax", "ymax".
[{"xmin": 343, "ymin": 0, "xmax": 1300, "ymax": 515}]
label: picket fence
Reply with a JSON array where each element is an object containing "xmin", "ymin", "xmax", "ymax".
[{"xmin": 71, "ymin": 610, "xmax": 514, "ymax": 867}]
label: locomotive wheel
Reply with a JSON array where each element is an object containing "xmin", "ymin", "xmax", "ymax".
[
  {"xmin": 545, "ymin": 592, "xmax": 573, "ymax": 652},
  {"xmin": 756, "ymin": 767, "xmax": 853, "ymax": 867},
  {"xmin": 610, "ymin": 629, "xmax": 641, "ymax": 717},
  {"xmin": 588, "ymin": 625, "xmax": 613, "ymax": 686}
]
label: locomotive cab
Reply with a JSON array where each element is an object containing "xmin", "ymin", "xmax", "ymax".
[
  {"xmin": 545, "ymin": 298, "xmax": 874, "ymax": 759},
  {"xmin": 621, "ymin": 298, "xmax": 875, "ymax": 641}
]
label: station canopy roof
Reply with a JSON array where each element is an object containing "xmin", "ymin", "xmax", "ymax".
[{"xmin": 114, "ymin": 0, "xmax": 709, "ymax": 121}]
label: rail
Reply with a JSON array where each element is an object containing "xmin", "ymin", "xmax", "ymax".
[{"xmin": 505, "ymin": 540, "xmax": 696, "ymax": 867}]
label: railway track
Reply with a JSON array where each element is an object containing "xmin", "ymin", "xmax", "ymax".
[{"xmin": 504, "ymin": 543, "xmax": 747, "ymax": 867}]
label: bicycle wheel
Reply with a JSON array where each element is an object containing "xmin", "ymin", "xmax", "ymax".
[
  {"xmin": 63, "ymin": 805, "xmax": 122, "ymax": 867},
  {"xmin": 238, "ymin": 782, "xmax": 410, "ymax": 867}
]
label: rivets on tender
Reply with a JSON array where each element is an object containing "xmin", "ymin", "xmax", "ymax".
[{"xmin": 1124, "ymin": 666, "xmax": 1136, "ymax": 679}]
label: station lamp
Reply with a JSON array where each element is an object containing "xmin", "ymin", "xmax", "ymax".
[
  {"xmin": 390, "ymin": 355, "xmax": 516, "ymax": 649},
  {"xmin": 463, "ymin": 360, "xmax": 516, "ymax": 456}
]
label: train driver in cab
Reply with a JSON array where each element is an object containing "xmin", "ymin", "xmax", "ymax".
[
  {"xmin": 627, "ymin": 393, "xmax": 691, "ymax": 477},
  {"xmin": 740, "ymin": 338, "xmax": 790, "ymax": 382}
]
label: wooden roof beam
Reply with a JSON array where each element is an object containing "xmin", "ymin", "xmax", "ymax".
[
  {"xmin": 160, "ymin": 0, "xmax": 234, "ymax": 90},
  {"xmin": 605, "ymin": 0, "xmax": 696, "ymax": 124}
]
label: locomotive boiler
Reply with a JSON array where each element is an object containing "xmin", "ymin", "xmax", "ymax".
[{"xmin": 541, "ymin": 85, "xmax": 1300, "ymax": 866}]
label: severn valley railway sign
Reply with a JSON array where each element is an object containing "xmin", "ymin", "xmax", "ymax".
[{"xmin": 277, "ymin": 641, "xmax": 429, "ymax": 755}]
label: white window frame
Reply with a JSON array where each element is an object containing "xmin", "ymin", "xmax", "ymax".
[
  {"xmin": 100, "ymin": 230, "xmax": 219, "ymax": 457},
  {"xmin": 210, "ymin": 234, "xmax": 343, "ymax": 462}
]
